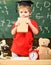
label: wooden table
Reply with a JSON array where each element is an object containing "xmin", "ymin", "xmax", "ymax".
[{"xmin": 0, "ymin": 59, "xmax": 51, "ymax": 65}]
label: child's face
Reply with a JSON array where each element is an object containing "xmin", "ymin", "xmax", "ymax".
[{"xmin": 18, "ymin": 7, "xmax": 31, "ymax": 18}]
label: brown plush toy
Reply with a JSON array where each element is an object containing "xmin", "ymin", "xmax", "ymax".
[{"xmin": 37, "ymin": 38, "xmax": 51, "ymax": 59}]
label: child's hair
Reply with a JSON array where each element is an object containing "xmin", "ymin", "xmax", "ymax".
[{"xmin": 18, "ymin": 5, "xmax": 32, "ymax": 13}]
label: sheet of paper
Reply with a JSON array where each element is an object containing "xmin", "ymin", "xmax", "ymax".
[{"xmin": 17, "ymin": 18, "xmax": 29, "ymax": 32}]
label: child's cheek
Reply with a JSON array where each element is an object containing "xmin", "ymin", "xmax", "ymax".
[{"xmin": 24, "ymin": 13, "xmax": 30, "ymax": 17}]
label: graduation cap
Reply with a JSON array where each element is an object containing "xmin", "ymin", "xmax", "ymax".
[{"xmin": 17, "ymin": 0, "xmax": 33, "ymax": 7}]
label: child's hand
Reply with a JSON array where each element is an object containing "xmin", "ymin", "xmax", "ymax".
[
  {"xmin": 15, "ymin": 21, "xmax": 20, "ymax": 26},
  {"xmin": 25, "ymin": 19, "xmax": 31, "ymax": 25}
]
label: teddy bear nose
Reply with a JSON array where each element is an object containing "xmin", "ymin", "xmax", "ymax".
[{"xmin": 43, "ymin": 42, "xmax": 45, "ymax": 44}]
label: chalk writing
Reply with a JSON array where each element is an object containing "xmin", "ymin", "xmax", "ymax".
[
  {"xmin": 0, "ymin": 19, "xmax": 5, "ymax": 27},
  {"xmin": 35, "ymin": 13, "xmax": 43, "ymax": 19},
  {"xmin": 44, "ymin": 1, "xmax": 51, "ymax": 8},
  {"xmin": 3, "ymin": 0, "xmax": 6, "ymax": 4},
  {"xmin": 47, "ymin": 13, "xmax": 51, "ymax": 20},
  {"xmin": 0, "ymin": 6, "xmax": 2, "ymax": 9},
  {"xmin": 6, "ymin": 19, "xmax": 12, "ymax": 27}
]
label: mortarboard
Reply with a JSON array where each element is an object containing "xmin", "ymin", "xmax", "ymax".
[{"xmin": 17, "ymin": 0, "xmax": 33, "ymax": 7}]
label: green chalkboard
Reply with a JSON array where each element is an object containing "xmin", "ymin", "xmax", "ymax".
[{"xmin": 0, "ymin": 0, "xmax": 51, "ymax": 38}]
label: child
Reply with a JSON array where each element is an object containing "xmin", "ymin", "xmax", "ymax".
[{"xmin": 11, "ymin": 0, "xmax": 39, "ymax": 58}]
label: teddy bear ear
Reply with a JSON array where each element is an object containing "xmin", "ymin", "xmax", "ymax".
[
  {"xmin": 44, "ymin": 38, "xmax": 50, "ymax": 46},
  {"xmin": 39, "ymin": 38, "xmax": 43, "ymax": 44},
  {"xmin": 47, "ymin": 39, "xmax": 50, "ymax": 44},
  {"xmin": 39, "ymin": 38, "xmax": 43, "ymax": 42}
]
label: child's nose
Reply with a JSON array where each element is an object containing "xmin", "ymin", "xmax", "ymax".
[
  {"xmin": 22, "ymin": 13, "xmax": 25, "ymax": 17},
  {"xmin": 22, "ymin": 13, "xmax": 25, "ymax": 15}
]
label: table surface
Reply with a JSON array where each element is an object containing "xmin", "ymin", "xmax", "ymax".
[{"xmin": 0, "ymin": 57, "xmax": 51, "ymax": 65}]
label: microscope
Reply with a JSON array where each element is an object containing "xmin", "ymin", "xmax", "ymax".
[{"xmin": 0, "ymin": 35, "xmax": 9, "ymax": 58}]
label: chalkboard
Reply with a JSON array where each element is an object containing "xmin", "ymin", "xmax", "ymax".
[{"xmin": 0, "ymin": 0, "xmax": 51, "ymax": 38}]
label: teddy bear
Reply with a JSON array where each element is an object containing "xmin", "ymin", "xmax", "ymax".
[{"xmin": 37, "ymin": 38, "xmax": 51, "ymax": 59}]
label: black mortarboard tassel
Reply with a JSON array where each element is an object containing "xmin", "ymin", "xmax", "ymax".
[{"xmin": 17, "ymin": 0, "xmax": 33, "ymax": 6}]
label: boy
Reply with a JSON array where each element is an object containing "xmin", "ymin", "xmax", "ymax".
[{"xmin": 11, "ymin": 0, "xmax": 39, "ymax": 58}]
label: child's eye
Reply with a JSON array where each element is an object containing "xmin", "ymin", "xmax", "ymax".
[
  {"xmin": 24, "ymin": 11, "xmax": 27, "ymax": 13},
  {"xmin": 20, "ymin": 11, "xmax": 23, "ymax": 13}
]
